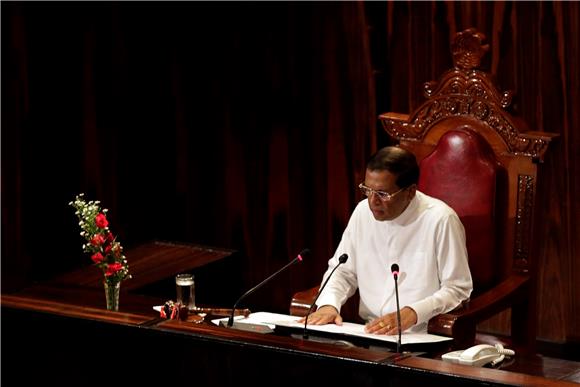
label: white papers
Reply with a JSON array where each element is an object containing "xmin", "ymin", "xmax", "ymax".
[
  {"xmin": 212, "ymin": 311, "xmax": 452, "ymax": 345},
  {"xmin": 212, "ymin": 314, "xmax": 276, "ymax": 330}
]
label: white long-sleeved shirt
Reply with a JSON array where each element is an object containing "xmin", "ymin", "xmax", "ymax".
[{"xmin": 315, "ymin": 191, "xmax": 473, "ymax": 332}]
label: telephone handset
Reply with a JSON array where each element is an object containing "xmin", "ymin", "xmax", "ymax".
[{"xmin": 442, "ymin": 343, "xmax": 515, "ymax": 367}]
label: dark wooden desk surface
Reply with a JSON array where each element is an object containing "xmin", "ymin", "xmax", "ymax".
[
  {"xmin": 2, "ymin": 242, "xmax": 578, "ymax": 386},
  {"xmin": 46, "ymin": 240, "xmax": 236, "ymax": 291},
  {"xmin": 2, "ymin": 285, "xmax": 578, "ymax": 387}
]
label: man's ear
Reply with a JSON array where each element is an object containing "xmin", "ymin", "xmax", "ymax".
[{"xmin": 407, "ymin": 184, "xmax": 417, "ymax": 198}]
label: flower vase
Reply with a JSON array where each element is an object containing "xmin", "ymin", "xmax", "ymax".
[{"xmin": 104, "ymin": 281, "xmax": 121, "ymax": 311}]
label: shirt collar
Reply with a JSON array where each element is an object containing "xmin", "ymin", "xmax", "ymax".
[{"xmin": 390, "ymin": 191, "xmax": 420, "ymax": 226}]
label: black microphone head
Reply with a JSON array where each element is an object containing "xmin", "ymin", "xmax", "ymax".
[
  {"xmin": 297, "ymin": 248, "xmax": 310, "ymax": 262},
  {"xmin": 391, "ymin": 263, "xmax": 399, "ymax": 273},
  {"xmin": 338, "ymin": 253, "xmax": 348, "ymax": 264}
]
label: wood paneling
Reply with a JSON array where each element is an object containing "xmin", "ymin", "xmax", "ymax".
[{"xmin": 3, "ymin": 286, "xmax": 579, "ymax": 386}]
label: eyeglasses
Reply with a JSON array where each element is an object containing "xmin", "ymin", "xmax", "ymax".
[{"xmin": 358, "ymin": 183, "xmax": 405, "ymax": 202}]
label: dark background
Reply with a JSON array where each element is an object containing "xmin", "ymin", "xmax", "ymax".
[{"xmin": 2, "ymin": 1, "xmax": 579, "ymax": 350}]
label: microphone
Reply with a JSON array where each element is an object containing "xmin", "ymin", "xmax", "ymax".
[
  {"xmin": 222, "ymin": 248, "xmax": 309, "ymax": 331},
  {"xmin": 303, "ymin": 253, "xmax": 348, "ymax": 340},
  {"xmin": 391, "ymin": 263, "xmax": 402, "ymax": 353}
]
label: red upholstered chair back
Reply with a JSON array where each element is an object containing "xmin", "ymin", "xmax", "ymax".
[{"xmin": 418, "ymin": 129, "xmax": 501, "ymax": 294}]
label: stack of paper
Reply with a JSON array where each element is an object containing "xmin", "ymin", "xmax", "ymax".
[{"xmin": 212, "ymin": 311, "xmax": 452, "ymax": 345}]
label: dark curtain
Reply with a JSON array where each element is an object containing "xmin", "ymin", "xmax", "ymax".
[
  {"xmin": 1, "ymin": 2, "xmax": 376, "ymax": 312},
  {"xmin": 2, "ymin": 1, "xmax": 579, "ymax": 344}
]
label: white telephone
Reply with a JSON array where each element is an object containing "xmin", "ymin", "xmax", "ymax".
[{"xmin": 442, "ymin": 343, "xmax": 515, "ymax": 367}]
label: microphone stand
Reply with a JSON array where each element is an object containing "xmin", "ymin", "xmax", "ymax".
[
  {"xmin": 225, "ymin": 249, "xmax": 308, "ymax": 329},
  {"xmin": 394, "ymin": 271, "xmax": 402, "ymax": 353},
  {"xmin": 303, "ymin": 254, "xmax": 348, "ymax": 339}
]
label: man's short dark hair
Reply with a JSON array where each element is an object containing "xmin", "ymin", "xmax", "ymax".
[{"xmin": 366, "ymin": 146, "xmax": 419, "ymax": 188}]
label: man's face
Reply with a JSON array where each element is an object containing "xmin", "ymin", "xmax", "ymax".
[{"xmin": 363, "ymin": 169, "xmax": 415, "ymax": 221}]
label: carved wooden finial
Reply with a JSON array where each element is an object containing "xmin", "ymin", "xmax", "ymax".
[
  {"xmin": 380, "ymin": 28, "xmax": 556, "ymax": 161},
  {"xmin": 451, "ymin": 28, "xmax": 489, "ymax": 70}
]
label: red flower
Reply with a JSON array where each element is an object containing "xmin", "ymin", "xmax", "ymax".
[
  {"xmin": 90, "ymin": 234, "xmax": 105, "ymax": 246},
  {"xmin": 71, "ymin": 193, "xmax": 131, "ymax": 284},
  {"xmin": 105, "ymin": 262, "xmax": 123, "ymax": 276},
  {"xmin": 95, "ymin": 213, "xmax": 108, "ymax": 228},
  {"xmin": 91, "ymin": 252, "xmax": 104, "ymax": 264}
]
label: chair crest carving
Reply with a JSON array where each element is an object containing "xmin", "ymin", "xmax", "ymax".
[{"xmin": 382, "ymin": 28, "xmax": 553, "ymax": 161}]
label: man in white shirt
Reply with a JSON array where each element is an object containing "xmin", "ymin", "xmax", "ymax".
[{"xmin": 300, "ymin": 146, "xmax": 473, "ymax": 334}]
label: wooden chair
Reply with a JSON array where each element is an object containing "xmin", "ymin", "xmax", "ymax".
[{"xmin": 290, "ymin": 28, "xmax": 557, "ymax": 351}]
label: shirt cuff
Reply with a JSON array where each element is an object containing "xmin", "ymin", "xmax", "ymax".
[
  {"xmin": 408, "ymin": 298, "xmax": 435, "ymax": 326},
  {"xmin": 315, "ymin": 293, "xmax": 343, "ymax": 314}
]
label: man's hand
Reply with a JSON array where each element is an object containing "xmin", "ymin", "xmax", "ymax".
[
  {"xmin": 364, "ymin": 306, "xmax": 417, "ymax": 335},
  {"xmin": 297, "ymin": 305, "xmax": 343, "ymax": 326}
]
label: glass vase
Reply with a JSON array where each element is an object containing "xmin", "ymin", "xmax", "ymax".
[{"xmin": 104, "ymin": 281, "xmax": 121, "ymax": 311}]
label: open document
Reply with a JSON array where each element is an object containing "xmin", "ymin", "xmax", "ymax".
[{"xmin": 212, "ymin": 311, "xmax": 452, "ymax": 345}]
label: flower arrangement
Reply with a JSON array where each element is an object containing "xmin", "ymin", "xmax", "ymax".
[{"xmin": 69, "ymin": 193, "xmax": 131, "ymax": 285}]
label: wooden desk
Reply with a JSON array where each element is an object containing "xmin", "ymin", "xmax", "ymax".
[
  {"xmin": 46, "ymin": 240, "xmax": 243, "ymax": 306},
  {"xmin": 2, "ymin": 242, "xmax": 577, "ymax": 386},
  {"xmin": 2, "ymin": 286, "xmax": 577, "ymax": 387}
]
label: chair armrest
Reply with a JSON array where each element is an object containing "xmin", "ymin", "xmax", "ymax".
[
  {"xmin": 428, "ymin": 273, "xmax": 529, "ymax": 348},
  {"xmin": 289, "ymin": 286, "xmax": 319, "ymax": 317}
]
